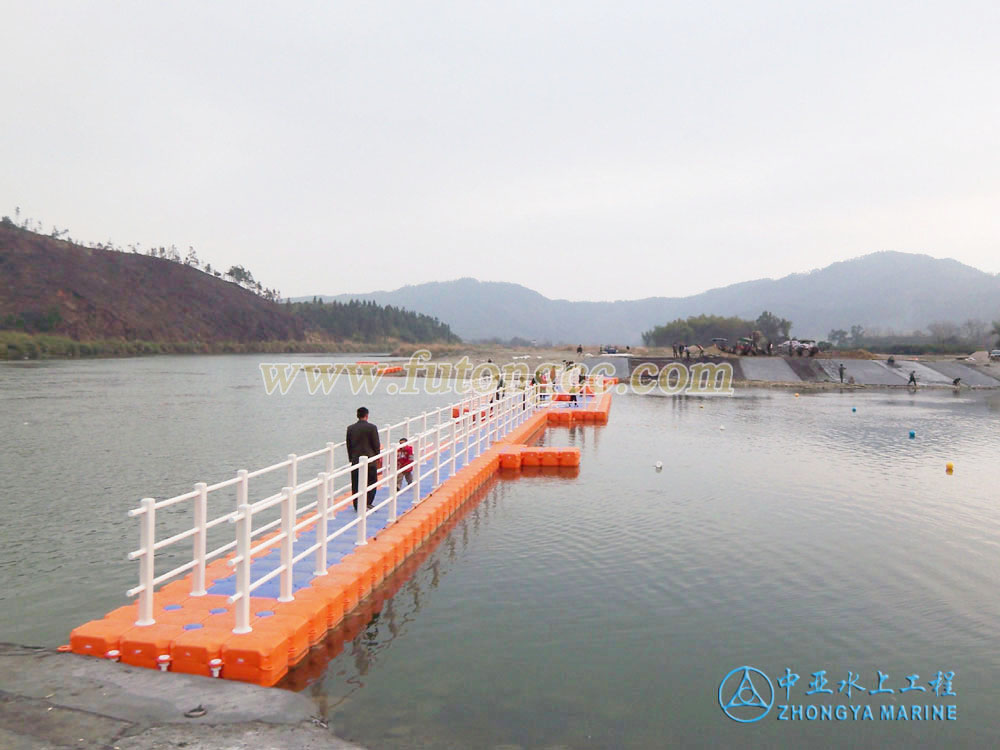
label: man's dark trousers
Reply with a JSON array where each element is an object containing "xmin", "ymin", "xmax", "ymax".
[{"xmin": 351, "ymin": 461, "xmax": 379, "ymax": 510}]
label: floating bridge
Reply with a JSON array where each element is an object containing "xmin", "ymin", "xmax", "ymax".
[{"xmin": 69, "ymin": 381, "xmax": 613, "ymax": 687}]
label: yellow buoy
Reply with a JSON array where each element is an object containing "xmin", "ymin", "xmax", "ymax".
[
  {"xmin": 794, "ymin": 393, "xmax": 800, "ymax": 398},
  {"xmin": 946, "ymin": 462, "xmax": 954, "ymax": 473}
]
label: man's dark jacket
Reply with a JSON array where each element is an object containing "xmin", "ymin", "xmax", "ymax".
[{"xmin": 346, "ymin": 420, "xmax": 381, "ymax": 463}]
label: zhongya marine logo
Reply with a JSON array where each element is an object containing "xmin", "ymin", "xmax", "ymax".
[{"xmin": 719, "ymin": 666, "xmax": 774, "ymax": 723}]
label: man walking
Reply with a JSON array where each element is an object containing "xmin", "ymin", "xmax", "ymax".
[{"xmin": 347, "ymin": 406, "xmax": 381, "ymax": 511}]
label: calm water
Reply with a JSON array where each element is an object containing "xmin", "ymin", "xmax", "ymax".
[{"xmin": 3, "ymin": 356, "xmax": 999, "ymax": 748}]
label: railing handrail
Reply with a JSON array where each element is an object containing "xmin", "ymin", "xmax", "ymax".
[{"xmin": 126, "ymin": 382, "xmax": 575, "ymax": 631}]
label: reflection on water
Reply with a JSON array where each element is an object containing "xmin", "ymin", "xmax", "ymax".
[{"xmin": 3, "ymin": 358, "xmax": 999, "ymax": 748}]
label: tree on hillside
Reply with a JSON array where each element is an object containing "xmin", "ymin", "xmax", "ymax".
[
  {"xmin": 755, "ymin": 310, "xmax": 792, "ymax": 343},
  {"xmin": 642, "ymin": 314, "xmax": 760, "ymax": 347},
  {"xmin": 927, "ymin": 320, "xmax": 961, "ymax": 344},
  {"xmin": 289, "ymin": 299, "xmax": 460, "ymax": 343},
  {"xmin": 850, "ymin": 325, "xmax": 865, "ymax": 347},
  {"xmin": 961, "ymin": 319, "xmax": 987, "ymax": 346},
  {"xmin": 226, "ymin": 265, "xmax": 255, "ymax": 286},
  {"xmin": 828, "ymin": 329, "xmax": 849, "ymax": 348},
  {"xmin": 992, "ymin": 320, "xmax": 1000, "ymax": 347}
]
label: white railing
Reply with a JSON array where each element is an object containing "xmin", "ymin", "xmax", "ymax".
[{"xmin": 126, "ymin": 384, "xmax": 551, "ymax": 633}]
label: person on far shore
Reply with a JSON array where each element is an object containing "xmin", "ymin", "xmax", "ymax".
[
  {"xmin": 908, "ymin": 370, "xmax": 918, "ymax": 388},
  {"xmin": 577, "ymin": 344, "xmax": 583, "ymax": 355},
  {"xmin": 347, "ymin": 406, "xmax": 380, "ymax": 511},
  {"xmin": 838, "ymin": 363, "xmax": 846, "ymax": 383}
]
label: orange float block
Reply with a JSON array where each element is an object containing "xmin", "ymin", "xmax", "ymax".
[
  {"xmin": 499, "ymin": 445, "xmax": 523, "ymax": 469},
  {"xmin": 120, "ymin": 623, "xmax": 179, "ymax": 669},
  {"xmin": 252, "ymin": 610, "xmax": 311, "ymax": 664},
  {"xmin": 558, "ymin": 448, "xmax": 581, "ymax": 467},
  {"xmin": 293, "ymin": 582, "xmax": 347, "ymax": 630},
  {"xmin": 70, "ymin": 617, "xmax": 133, "ymax": 658},
  {"xmin": 272, "ymin": 594, "xmax": 330, "ymax": 646},
  {"xmin": 539, "ymin": 447, "xmax": 561, "ymax": 467},
  {"xmin": 171, "ymin": 625, "xmax": 231, "ymax": 676},
  {"xmin": 311, "ymin": 572, "xmax": 360, "ymax": 613},
  {"xmin": 547, "ymin": 410, "xmax": 572, "ymax": 424},
  {"xmin": 351, "ymin": 546, "xmax": 393, "ymax": 583},
  {"xmin": 521, "ymin": 449, "xmax": 542, "ymax": 467},
  {"xmin": 339, "ymin": 551, "xmax": 384, "ymax": 588},
  {"xmin": 222, "ymin": 629, "xmax": 289, "ymax": 686}
]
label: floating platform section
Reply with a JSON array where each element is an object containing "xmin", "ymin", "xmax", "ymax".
[{"xmin": 69, "ymin": 391, "xmax": 612, "ymax": 687}]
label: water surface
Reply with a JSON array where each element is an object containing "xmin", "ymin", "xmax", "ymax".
[{"xmin": 2, "ymin": 357, "xmax": 998, "ymax": 748}]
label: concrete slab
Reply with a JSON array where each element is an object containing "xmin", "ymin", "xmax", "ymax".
[
  {"xmin": 784, "ymin": 358, "xmax": 831, "ymax": 381},
  {"xmin": 737, "ymin": 358, "xmax": 801, "ymax": 382},
  {"xmin": 0, "ymin": 644, "xmax": 366, "ymax": 750},
  {"xmin": 818, "ymin": 359, "xmax": 908, "ymax": 386},
  {"xmin": 586, "ymin": 355, "xmax": 631, "ymax": 378},
  {"xmin": 924, "ymin": 361, "xmax": 1000, "ymax": 387},
  {"xmin": 887, "ymin": 361, "xmax": 954, "ymax": 385}
]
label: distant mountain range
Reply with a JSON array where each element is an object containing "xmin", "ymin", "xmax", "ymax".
[{"xmin": 303, "ymin": 252, "xmax": 1000, "ymax": 344}]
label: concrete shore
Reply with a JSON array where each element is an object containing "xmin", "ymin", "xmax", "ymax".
[{"xmin": 0, "ymin": 643, "xmax": 365, "ymax": 750}]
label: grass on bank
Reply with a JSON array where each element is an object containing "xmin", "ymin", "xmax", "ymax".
[{"xmin": 0, "ymin": 331, "xmax": 460, "ymax": 360}]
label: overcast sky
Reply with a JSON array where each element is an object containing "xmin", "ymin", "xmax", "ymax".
[{"xmin": 2, "ymin": 2, "xmax": 998, "ymax": 302}]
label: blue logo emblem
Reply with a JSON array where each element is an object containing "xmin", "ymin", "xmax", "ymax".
[{"xmin": 719, "ymin": 666, "xmax": 774, "ymax": 723}]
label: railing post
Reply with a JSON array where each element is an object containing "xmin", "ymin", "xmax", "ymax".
[
  {"xmin": 450, "ymin": 420, "xmax": 458, "ymax": 474},
  {"xmin": 356, "ymin": 456, "xmax": 369, "ymax": 545},
  {"xmin": 233, "ymin": 503, "xmax": 252, "ymax": 633},
  {"xmin": 315, "ymin": 473, "xmax": 328, "ymax": 575},
  {"xmin": 469, "ymin": 397, "xmax": 477, "ymax": 458},
  {"xmin": 191, "ymin": 482, "xmax": 208, "ymax": 596},
  {"xmin": 389, "ymin": 447, "xmax": 398, "ymax": 523},
  {"xmin": 279, "ymin": 486, "xmax": 295, "ymax": 602},
  {"xmin": 434, "ymin": 424, "xmax": 441, "ymax": 487},
  {"xmin": 413, "ymin": 433, "xmax": 423, "ymax": 504},
  {"xmin": 463, "ymin": 412, "xmax": 471, "ymax": 464},
  {"xmin": 237, "ymin": 468, "xmax": 248, "ymax": 509},
  {"xmin": 136, "ymin": 497, "xmax": 156, "ymax": 626},
  {"xmin": 326, "ymin": 443, "xmax": 336, "ymax": 509}
]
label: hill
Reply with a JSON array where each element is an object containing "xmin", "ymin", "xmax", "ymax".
[
  {"xmin": 0, "ymin": 224, "xmax": 460, "ymax": 350},
  {"xmin": 308, "ymin": 253, "xmax": 1000, "ymax": 344},
  {"xmin": 0, "ymin": 222, "xmax": 303, "ymax": 342}
]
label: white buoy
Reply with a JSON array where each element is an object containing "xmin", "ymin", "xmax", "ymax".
[
  {"xmin": 654, "ymin": 461, "xmax": 663, "ymax": 471},
  {"xmin": 719, "ymin": 425, "xmax": 726, "ymax": 431}
]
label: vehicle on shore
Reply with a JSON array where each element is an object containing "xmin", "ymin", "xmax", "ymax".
[{"xmin": 779, "ymin": 339, "xmax": 819, "ymax": 356}]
